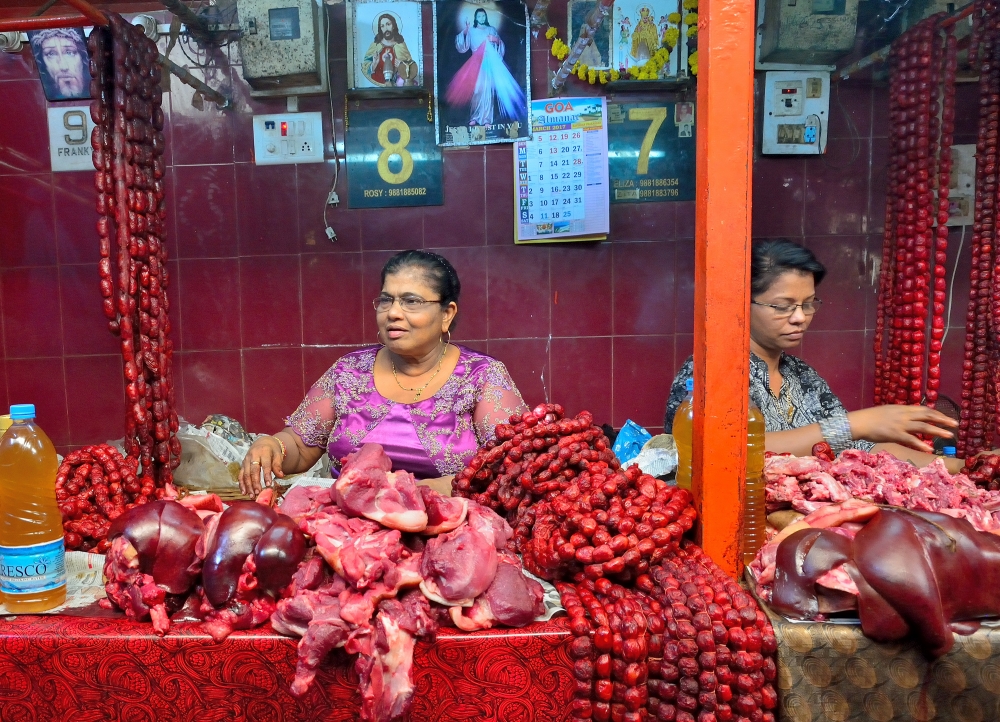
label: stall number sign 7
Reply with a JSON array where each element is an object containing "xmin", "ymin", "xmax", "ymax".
[
  {"xmin": 47, "ymin": 106, "xmax": 93, "ymax": 172},
  {"xmin": 628, "ymin": 107, "xmax": 667, "ymax": 175}
]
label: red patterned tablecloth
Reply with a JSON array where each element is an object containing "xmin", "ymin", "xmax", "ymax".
[{"xmin": 0, "ymin": 614, "xmax": 574, "ymax": 721}]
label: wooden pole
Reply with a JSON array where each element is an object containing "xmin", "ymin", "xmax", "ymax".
[{"xmin": 691, "ymin": 0, "xmax": 755, "ymax": 577}]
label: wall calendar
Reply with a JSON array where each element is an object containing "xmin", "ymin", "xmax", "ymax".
[{"xmin": 514, "ymin": 97, "xmax": 609, "ymax": 243}]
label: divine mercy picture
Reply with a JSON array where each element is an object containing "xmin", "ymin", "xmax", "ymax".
[
  {"xmin": 347, "ymin": 1, "xmax": 423, "ymax": 89},
  {"xmin": 434, "ymin": 0, "xmax": 530, "ymax": 146}
]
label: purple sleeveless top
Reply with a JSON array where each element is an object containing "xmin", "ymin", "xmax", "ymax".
[{"xmin": 285, "ymin": 345, "xmax": 527, "ymax": 478}]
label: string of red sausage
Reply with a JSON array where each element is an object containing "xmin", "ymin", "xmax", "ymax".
[
  {"xmin": 456, "ymin": 405, "xmax": 777, "ymax": 722},
  {"xmin": 88, "ymin": 15, "xmax": 180, "ymax": 485},
  {"xmin": 874, "ymin": 16, "xmax": 957, "ymax": 411},
  {"xmin": 958, "ymin": 3, "xmax": 1000, "ymax": 457}
]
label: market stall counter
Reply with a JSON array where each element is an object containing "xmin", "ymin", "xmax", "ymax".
[
  {"xmin": 765, "ymin": 605, "xmax": 1000, "ymax": 722},
  {"xmin": 0, "ymin": 614, "xmax": 575, "ymax": 721}
]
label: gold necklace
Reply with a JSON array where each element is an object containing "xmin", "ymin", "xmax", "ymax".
[{"xmin": 390, "ymin": 343, "xmax": 448, "ymax": 401}]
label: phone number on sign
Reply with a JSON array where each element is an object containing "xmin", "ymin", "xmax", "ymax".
[
  {"xmin": 639, "ymin": 178, "xmax": 679, "ymax": 187},
  {"xmin": 363, "ymin": 187, "xmax": 428, "ymax": 198},
  {"xmin": 640, "ymin": 188, "xmax": 680, "ymax": 198}
]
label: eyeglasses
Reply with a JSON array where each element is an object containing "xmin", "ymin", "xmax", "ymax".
[
  {"xmin": 373, "ymin": 294, "xmax": 442, "ymax": 313},
  {"xmin": 751, "ymin": 299, "xmax": 823, "ymax": 318}
]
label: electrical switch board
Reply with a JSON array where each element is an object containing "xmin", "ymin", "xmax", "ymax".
[
  {"xmin": 252, "ymin": 112, "xmax": 324, "ymax": 165},
  {"xmin": 762, "ymin": 71, "xmax": 829, "ymax": 155}
]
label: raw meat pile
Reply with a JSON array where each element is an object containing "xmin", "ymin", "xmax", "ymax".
[
  {"xmin": 873, "ymin": 14, "xmax": 957, "ymax": 409},
  {"xmin": 103, "ymin": 443, "xmax": 545, "ymax": 721},
  {"xmin": 272, "ymin": 444, "xmax": 544, "ymax": 717},
  {"xmin": 457, "ymin": 404, "xmax": 777, "ymax": 722},
  {"xmin": 751, "ymin": 500, "xmax": 1000, "ymax": 656},
  {"xmin": 102, "ymin": 487, "xmax": 306, "ymax": 638},
  {"xmin": 89, "ymin": 14, "xmax": 179, "ymax": 485},
  {"xmin": 764, "ymin": 448, "xmax": 1000, "ymax": 532}
]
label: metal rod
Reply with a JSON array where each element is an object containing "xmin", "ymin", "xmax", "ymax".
[
  {"xmin": 940, "ymin": 1, "xmax": 975, "ymax": 27},
  {"xmin": 835, "ymin": 1, "xmax": 974, "ymax": 81},
  {"xmin": 31, "ymin": 0, "xmax": 61, "ymax": 17},
  {"xmin": 157, "ymin": 0, "xmax": 215, "ymax": 46},
  {"xmin": 60, "ymin": 0, "xmax": 108, "ymax": 25},
  {"xmin": 159, "ymin": 53, "xmax": 231, "ymax": 109},
  {"xmin": 0, "ymin": 13, "xmax": 92, "ymax": 30}
]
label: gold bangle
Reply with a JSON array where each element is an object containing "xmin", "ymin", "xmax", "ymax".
[{"xmin": 273, "ymin": 435, "xmax": 287, "ymax": 458}]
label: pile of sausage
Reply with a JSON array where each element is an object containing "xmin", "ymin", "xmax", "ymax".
[
  {"xmin": 956, "ymin": 3, "xmax": 1000, "ymax": 456},
  {"xmin": 454, "ymin": 405, "xmax": 777, "ymax": 722},
  {"xmin": 56, "ymin": 443, "xmax": 169, "ymax": 552},
  {"xmin": 873, "ymin": 15, "xmax": 957, "ymax": 411},
  {"xmin": 88, "ymin": 15, "xmax": 179, "ymax": 484}
]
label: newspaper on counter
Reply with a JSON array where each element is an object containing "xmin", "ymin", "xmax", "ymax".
[{"xmin": 0, "ymin": 551, "xmax": 106, "ymax": 615}]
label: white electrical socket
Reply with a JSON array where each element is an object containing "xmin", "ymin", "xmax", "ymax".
[{"xmin": 252, "ymin": 112, "xmax": 324, "ymax": 165}]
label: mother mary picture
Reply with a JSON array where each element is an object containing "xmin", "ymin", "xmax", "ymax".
[{"xmin": 434, "ymin": 0, "xmax": 530, "ymax": 146}]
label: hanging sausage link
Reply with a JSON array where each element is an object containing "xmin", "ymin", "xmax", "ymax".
[{"xmin": 89, "ymin": 15, "xmax": 179, "ymax": 487}]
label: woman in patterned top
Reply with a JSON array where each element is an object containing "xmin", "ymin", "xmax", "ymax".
[
  {"xmin": 664, "ymin": 239, "xmax": 966, "ymax": 472},
  {"xmin": 239, "ymin": 250, "xmax": 527, "ymax": 495}
]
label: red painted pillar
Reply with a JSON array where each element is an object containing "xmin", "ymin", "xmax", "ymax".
[{"xmin": 691, "ymin": 0, "xmax": 755, "ymax": 576}]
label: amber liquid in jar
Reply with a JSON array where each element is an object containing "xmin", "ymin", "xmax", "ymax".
[
  {"xmin": 0, "ymin": 409, "xmax": 66, "ymax": 613},
  {"xmin": 673, "ymin": 379, "xmax": 694, "ymax": 490},
  {"xmin": 743, "ymin": 403, "xmax": 767, "ymax": 566}
]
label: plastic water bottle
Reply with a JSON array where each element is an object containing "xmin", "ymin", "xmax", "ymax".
[
  {"xmin": 743, "ymin": 402, "xmax": 767, "ymax": 566},
  {"xmin": 0, "ymin": 404, "xmax": 66, "ymax": 612},
  {"xmin": 674, "ymin": 378, "xmax": 695, "ymax": 490},
  {"xmin": 943, "ymin": 446, "xmax": 957, "ymax": 458}
]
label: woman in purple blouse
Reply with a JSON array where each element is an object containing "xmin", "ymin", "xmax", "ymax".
[{"xmin": 239, "ymin": 250, "xmax": 527, "ymax": 496}]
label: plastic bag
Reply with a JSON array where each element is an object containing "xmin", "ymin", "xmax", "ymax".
[
  {"xmin": 632, "ymin": 434, "xmax": 678, "ymax": 478},
  {"xmin": 612, "ymin": 420, "xmax": 653, "ymax": 466}
]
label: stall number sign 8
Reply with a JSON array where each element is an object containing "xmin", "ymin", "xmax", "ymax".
[
  {"xmin": 377, "ymin": 119, "xmax": 413, "ymax": 184},
  {"xmin": 47, "ymin": 106, "xmax": 93, "ymax": 172}
]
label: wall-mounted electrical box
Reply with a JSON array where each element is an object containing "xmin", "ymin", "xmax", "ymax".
[
  {"xmin": 758, "ymin": 0, "xmax": 859, "ymax": 65},
  {"xmin": 761, "ymin": 71, "xmax": 829, "ymax": 155},
  {"xmin": 236, "ymin": 0, "xmax": 328, "ymax": 97},
  {"xmin": 252, "ymin": 112, "xmax": 324, "ymax": 165}
]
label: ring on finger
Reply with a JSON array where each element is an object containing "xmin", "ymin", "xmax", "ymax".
[{"xmin": 251, "ymin": 460, "xmax": 261, "ymax": 465}]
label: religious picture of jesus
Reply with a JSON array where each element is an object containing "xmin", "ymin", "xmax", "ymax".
[
  {"xmin": 434, "ymin": 0, "xmax": 530, "ymax": 146},
  {"xmin": 348, "ymin": 1, "xmax": 423, "ymax": 90}
]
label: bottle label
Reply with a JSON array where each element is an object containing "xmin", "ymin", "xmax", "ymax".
[{"xmin": 0, "ymin": 537, "xmax": 67, "ymax": 596}]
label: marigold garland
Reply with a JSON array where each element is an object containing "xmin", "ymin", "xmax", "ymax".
[{"xmin": 545, "ymin": 0, "xmax": 699, "ymax": 85}]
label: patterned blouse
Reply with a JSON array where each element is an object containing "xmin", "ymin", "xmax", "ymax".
[
  {"xmin": 286, "ymin": 345, "xmax": 527, "ymax": 478},
  {"xmin": 663, "ymin": 353, "xmax": 875, "ymax": 452}
]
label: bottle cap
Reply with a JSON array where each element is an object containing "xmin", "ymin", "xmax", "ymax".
[
  {"xmin": 685, "ymin": 378, "xmax": 694, "ymax": 392},
  {"xmin": 9, "ymin": 404, "xmax": 35, "ymax": 420},
  {"xmin": 943, "ymin": 446, "xmax": 956, "ymax": 456}
]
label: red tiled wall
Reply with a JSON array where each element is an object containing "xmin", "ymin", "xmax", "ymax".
[
  {"xmin": 0, "ymin": 8, "xmax": 970, "ymax": 453},
  {"xmin": 753, "ymin": 80, "xmax": 978, "ymax": 416},
  {"xmin": 0, "ymin": 5, "xmax": 694, "ymax": 452}
]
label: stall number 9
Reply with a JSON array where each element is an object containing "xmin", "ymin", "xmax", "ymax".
[
  {"xmin": 377, "ymin": 118, "xmax": 414, "ymax": 185},
  {"xmin": 628, "ymin": 107, "xmax": 667, "ymax": 175},
  {"xmin": 63, "ymin": 110, "xmax": 88, "ymax": 145}
]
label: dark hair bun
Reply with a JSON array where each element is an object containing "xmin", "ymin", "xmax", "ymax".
[
  {"xmin": 751, "ymin": 239, "xmax": 826, "ymax": 297},
  {"xmin": 380, "ymin": 250, "xmax": 462, "ymax": 328}
]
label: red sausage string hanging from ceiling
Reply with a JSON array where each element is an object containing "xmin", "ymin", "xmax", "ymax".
[
  {"xmin": 89, "ymin": 15, "xmax": 180, "ymax": 485},
  {"xmin": 957, "ymin": 2, "xmax": 1000, "ymax": 457},
  {"xmin": 873, "ymin": 16, "xmax": 957, "ymax": 411}
]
